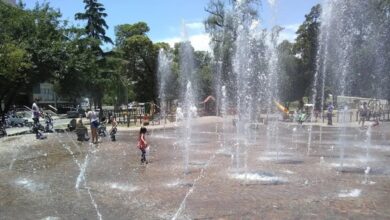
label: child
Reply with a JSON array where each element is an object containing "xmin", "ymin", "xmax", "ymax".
[
  {"xmin": 137, "ymin": 127, "xmax": 148, "ymax": 164},
  {"xmin": 109, "ymin": 116, "xmax": 118, "ymax": 141},
  {"xmin": 76, "ymin": 118, "xmax": 90, "ymax": 141}
]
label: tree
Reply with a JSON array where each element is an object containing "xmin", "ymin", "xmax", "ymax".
[
  {"xmin": 317, "ymin": 0, "xmax": 390, "ymax": 101},
  {"xmin": 277, "ymin": 40, "xmax": 302, "ymax": 106},
  {"xmin": 204, "ymin": 0, "xmax": 235, "ymax": 112},
  {"xmin": 115, "ymin": 22, "xmax": 158, "ymax": 103},
  {"xmin": 194, "ymin": 51, "xmax": 213, "ymax": 100},
  {"xmin": 0, "ymin": 2, "xmax": 65, "ymax": 119},
  {"xmin": 293, "ymin": 4, "xmax": 321, "ymax": 100},
  {"xmin": 115, "ymin": 22, "xmax": 150, "ymax": 47},
  {"xmin": 205, "ymin": 0, "xmax": 261, "ymax": 110},
  {"xmin": 54, "ymin": 27, "xmax": 97, "ymax": 102},
  {"xmin": 75, "ymin": 0, "xmax": 113, "ymax": 113},
  {"xmin": 75, "ymin": 0, "xmax": 113, "ymax": 46}
]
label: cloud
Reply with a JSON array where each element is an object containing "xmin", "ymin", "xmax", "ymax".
[
  {"xmin": 278, "ymin": 23, "xmax": 300, "ymax": 43},
  {"xmin": 189, "ymin": 33, "xmax": 210, "ymax": 51},
  {"xmin": 156, "ymin": 33, "xmax": 211, "ymax": 52},
  {"xmin": 283, "ymin": 23, "xmax": 300, "ymax": 32},
  {"xmin": 185, "ymin": 22, "xmax": 204, "ymax": 31},
  {"xmin": 278, "ymin": 31, "xmax": 297, "ymax": 43},
  {"xmin": 157, "ymin": 37, "xmax": 181, "ymax": 48}
]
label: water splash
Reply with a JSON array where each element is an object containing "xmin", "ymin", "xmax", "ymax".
[
  {"xmin": 338, "ymin": 189, "xmax": 361, "ymax": 198},
  {"xmin": 157, "ymin": 49, "xmax": 173, "ymax": 135},
  {"xmin": 75, "ymin": 153, "xmax": 89, "ymax": 189},
  {"xmin": 179, "ymin": 24, "xmax": 198, "ymax": 174}
]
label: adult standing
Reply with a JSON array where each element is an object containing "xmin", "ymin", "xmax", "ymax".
[
  {"xmin": 32, "ymin": 98, "xmax": 44, "ymax": 139},
  {"xmin": 327, "ymin": 102, "xmax": 334, "ymax": 125},
  {"xmin": 87, "ymin": 109, "xmax": 99, "ymax": 144},
  {"xmin": 359, "ymin": 102, "xmax": 369, "ymax": 128}
]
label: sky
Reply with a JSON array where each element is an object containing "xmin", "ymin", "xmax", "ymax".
[{"xmin": 23, "ymin": 0, "xmax": 322, "ymax": 51}]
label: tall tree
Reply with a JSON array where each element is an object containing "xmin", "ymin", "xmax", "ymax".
[
  {"xmin": 277, "ymin": 40, "xmax": 302, "ymax": 106},
  {"xmin": 293, "ymin": 4, "xmax": 321, "ymax": 100},
  {"xmin": 75, "ymin": 0, "xmax": 113, "ymax": 112},
  {"xmin": 54, "ymin": 27, "xmax": 97, "ymax": 102},
  {"xmin": 194, "ymin": 51, "xmax": 213, "ymax": 100},
  {"xmin": 204, "ymin": 0, "xmax": 235, "ymax": 110},
  {"xmin": 75, "ymin": 0, "xmax": 113, "ymax": 46},
  {"xmin": 115, "ymin": 22, "xmax": 158, "ymax": 103}
]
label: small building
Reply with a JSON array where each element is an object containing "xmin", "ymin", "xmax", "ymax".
[
  {"xmin": 200, "ymin": 95, "xmax": 216, "ymax": 116},
  {"xmin": 32, "ymin": 82, "xmax": 70, "ymax": 109}
]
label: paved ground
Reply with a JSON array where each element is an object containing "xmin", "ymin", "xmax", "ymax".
[{"xmin": 0, "ymin": 116, "xmax": 389, "ymax": 219}]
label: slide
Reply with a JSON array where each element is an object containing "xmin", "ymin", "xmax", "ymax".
[{"xmin": 274, "ymin": 101, "xmax": 289, "ymax": 114}]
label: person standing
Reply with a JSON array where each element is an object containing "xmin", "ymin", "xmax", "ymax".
[
  {"xmin": 359, "ymin": 102, "xmax": 369, "ymax": 128},
  {"xmin": 86, "ymin": 109, "xmax": 99, "ymax": 144},
  {"xmin": 32, "ymin": 99, "xmax": 44, "ymax": 139},
  {"xmin": 327, "ymin": 103, "xmax": 334, "ymax": 125},
  {"xmin": 109, "ymin": 116, "xmax": 118, "ymax": 141},
  {"xmin": 137, "ymin": 127, "xmax": 148, "ymax": 164}
]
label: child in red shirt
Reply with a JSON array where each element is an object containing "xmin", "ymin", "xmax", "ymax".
[{"xmin": 138, "ymin": 127, "xmax": 148, "ymax": 164}]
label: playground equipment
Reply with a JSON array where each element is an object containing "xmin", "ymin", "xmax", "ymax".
[
  {"xmin": 274, "ymin": 101, "xmax": 289, "ymax": 114},
  {"xmin": 274, "ymin": 101, "xmax": 291, "ymax": 121}
]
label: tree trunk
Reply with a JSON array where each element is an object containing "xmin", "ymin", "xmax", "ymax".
[{"xmin": 98, "ymin": 96, "xmax": 103, "ymax": 120}]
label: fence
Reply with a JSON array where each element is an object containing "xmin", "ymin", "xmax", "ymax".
[
  {"xmin": 321, "ymin": 109, "xmax": 390, "ymax": 123},
  {"xmin": 100, "ymin": 109, "xmax": 176, "ymax": 127}
]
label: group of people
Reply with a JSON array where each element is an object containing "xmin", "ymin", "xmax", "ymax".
[
  {"xmin": 358, "ymin": 102, "xmax": 380, "ymax": 128},
  {"xmin": 326, "ymin": 101, "xmax": 380, "ymax": 128},
  {"xmin": 80, "ymin": 109, "xmax": 149, "ymax": 164},
  {"xmin": 31, "ymin": 99, "xmax": 150, "ymax": 164},
  {"xmin": 76, "ymin": 110, "xmax": 118, "ymax": 144}
]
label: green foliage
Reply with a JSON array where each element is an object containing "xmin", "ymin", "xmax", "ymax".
[
  {"xmin": 74, "ymin": 0, "xmax": 114, "ymax": 112},
  {"xmin": 204, "ymin": 0, "xmax": 235, "ymax": 101},
  {"xmin": 75, "ymin": 0, "xmax": 113, "ymax": 45},
  {"xmin": 293, "ymin": 4, "xmax": 321, "ymax": 99},
  {"xmin": 114, "ymin": 22, "xmax": 158, "ymax": 103},
  {"xmin": 115, "ymin": 22, "xmax": 150, "ymax": 47},
  {"xmin": 0, "ymin": 1, "xmax": 67, "ymax": 114},
  {"xmin": 277, "ymin": 40, "xmax": 303, "ymax": 104},
  {"xmin": 55, "ymin": 29, "xmax": 99, "ymax": 101},
  {"xmin": 194, "ymin": 51, "xmax": 213, "ymax": 100},
  {"xmin": 0, "ymin": 43, "xmax": 31, "ymax": 82}
]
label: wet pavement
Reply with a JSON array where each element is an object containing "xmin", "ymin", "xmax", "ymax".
[{"xmin": 1, "ymin": 117, "xmax": 390, "ymax": 219}]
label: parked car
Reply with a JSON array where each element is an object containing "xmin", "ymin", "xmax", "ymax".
[
  {"xmin": 66, "ymin": 108, "xmax": 86, "ymax": 118},
  {"xmin": 8, "ymin": 113, "xmax": 28, "ymax": 127},
  {"xmin": 15, "ymin": 111, "xmax": 34, "ymax": 126}
]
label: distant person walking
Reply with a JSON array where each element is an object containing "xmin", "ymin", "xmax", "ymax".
[
  {"xmin": 87, "ymin": 109, "xmax": 99, "ymax": 144},
  {"xmin": 327, "ymin": 103, "xmax": 334, "ymax": 125}
]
